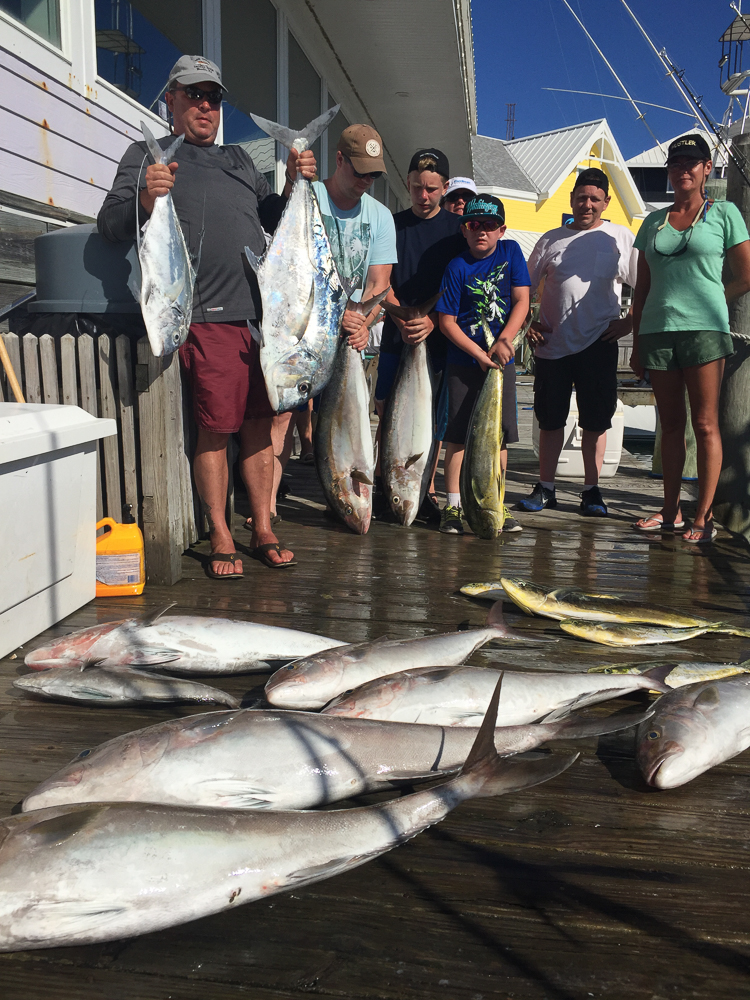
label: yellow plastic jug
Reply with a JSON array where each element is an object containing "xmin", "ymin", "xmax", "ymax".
[{"xmin": 95, "ymin": 507, "xmax": 145, "ymax": 596}]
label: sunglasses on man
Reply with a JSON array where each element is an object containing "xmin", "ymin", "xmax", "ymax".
[
  {"xmin": 462, "ymin": 218, "xmax": 503, "ymax": 232},
  {"xmin": 344, "ymin": 155, "xmax": 382, "ymax": 180},
  {"xmin": 174, "ymin": 85, "xmax": 223, "ymax": 105}
]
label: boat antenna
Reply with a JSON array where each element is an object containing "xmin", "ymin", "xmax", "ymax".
[
  {"xmin": 542, "ymin": 88, "xmax": 699, "ymax": 119},
  {"xmin": 559, "ymin": 0, "xmax": 666, "ymax": 152}
]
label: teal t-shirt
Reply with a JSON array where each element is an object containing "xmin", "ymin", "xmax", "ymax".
[
  {"xmin": 312, "ymin": 183, "xmax": 397, "ymax": 300},
  {"xmin": 634, "ymin": 200, "xmax": 749, "ymax": 334}
]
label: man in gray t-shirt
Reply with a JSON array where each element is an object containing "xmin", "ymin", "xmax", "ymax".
[{"xmin": 99, "ymin": 56, "xmax": 315, "ymax": 575}]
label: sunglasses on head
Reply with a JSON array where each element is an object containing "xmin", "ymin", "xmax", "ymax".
[
  {"xmin": 462, "ymin": 218, "xmax": 503, "ymax": 232},
  {"xmin": 174, "ymin": 85, "xmax": 223, "ymax": 105},
  {"xmin": 344, "ymin": 155, "xmax": 382, "ymax": 180}
]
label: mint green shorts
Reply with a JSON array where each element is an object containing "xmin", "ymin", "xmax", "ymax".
[{"xmin": 638, "ymin": 330, "xmax": 733, "ymax": 371}]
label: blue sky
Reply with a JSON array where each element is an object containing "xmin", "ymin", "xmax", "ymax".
[{"xmin": 472, "ymin": 0, "xmax": 739, "ymax": 159}]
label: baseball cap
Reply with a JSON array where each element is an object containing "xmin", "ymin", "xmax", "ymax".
[
  {"xmin": 463, "ymin": 195, "xmax": 505, "ymax": 223},
  {"xmin": 168, "ymin": 55, "xmax": 225, "ymax": 91},
  {"xmin": 573, "ymin": 168, "xmax": 609, "ymax": 196},
  {"xmin": 408, "ymin": 147, "xmax": 450, "ymax": 178},
  {"xmin": 445, "ymin": 176, "xmax": 478, "ymax": 199},
  {"xmin": 666, "ymin": 133, "xmax": 712, "ymax": 164},
  {"xmin": 338, "ymin": 125, "xmax": 387, "ymax": 174}
]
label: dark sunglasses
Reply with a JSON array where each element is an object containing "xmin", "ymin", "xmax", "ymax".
[
  {"xmin": 344, "ymin": 155, "xmax": 382, "ymax": 180},
  {"xmin": 445, "ymin": 190, "xmax": 472, "ymax": 202},
  {"xmin": 174, "ymin": 85, "xmax": 223, "ymax": 105},
  {"xmin": 462, "ymin": 218, "xmax": 503, "ymax": 232}
]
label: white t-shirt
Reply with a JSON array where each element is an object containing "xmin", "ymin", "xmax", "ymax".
[{"xmin": 527, "ymin": 221, "xmax": 638, "ymax": 359}]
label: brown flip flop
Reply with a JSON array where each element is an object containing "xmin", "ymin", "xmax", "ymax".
[
  {"xmin": 206, "ymin": 552, "xmax": 243, "ymax": 580},
  {"xmin": 250, "ymin": 542, "xmax": 297, "ymax": 568}
]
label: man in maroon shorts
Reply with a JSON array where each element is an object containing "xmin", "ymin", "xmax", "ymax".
[{"xmin": 99, "ymin": 56, "xmax": 316, "ymax": 575}]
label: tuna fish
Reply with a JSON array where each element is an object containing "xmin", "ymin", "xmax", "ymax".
[
  {"xmin": 314, "ymin": 290, "xmax": 388, "ymax": 533},
  {"xmin": 559, "ymin": 619, "xmax": 750, "ymax": 647},
  {"xmin": 0, "ymin": 681, "xmax": 577, "ymax": 952},
  {"xmin": 245, "ymin": 107, "xmax": 344, "ymax": 412},
  {"xmin": 134, "ymin": 122, "xmax": 194, "ymax": 357},
  {"xmin": 23, "ymin": 703, "xmax": 649, "ymax": 813},
  {"xmin": 24, "ymin": 607, "xmax": 346, "ymax": 675},
  {"xmin": 13, "ymin": 666, "xmax": 239, "ymax": 708},
  {"xmin": 321, "ymin": 664, "xmax": 670, "ymax": 727},
  {"xmin": 460, "ymin": 315, "xmax": 505, "ymax": 539},
  {"xmin": 265, "ymin": 600, "xmax": 554, "ymax": 710},
  {"xmin": 380, "ymin": 295, "xmax": 441, "ymax": 525},
  {"xmin": 636, "ymin": 675, "xmax": 750, "ymax": 788}
]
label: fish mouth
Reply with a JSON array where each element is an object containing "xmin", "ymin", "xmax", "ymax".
[{"xmin": 643, "ymin": 740, "xmax": 684, "ymax": 786}]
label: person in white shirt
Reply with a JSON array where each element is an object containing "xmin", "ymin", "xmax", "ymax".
[{"xmin": 519, "ymin": 168, "xmax": 638, "ymax": 517}]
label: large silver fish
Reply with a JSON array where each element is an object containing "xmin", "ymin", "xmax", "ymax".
[
  {"xmin": 322, "ymin": 663, "xmax": 670, "ymax": 726},
  {"xmin": 245, "ymin": 107, "xmax": 344, "ymax": 412},
  {"xmin": 314, "ymin": 291, "xmax": 388, "ymax": 534},
  {"xmin": 460, "ymin": 315, "xmax": 505, "ymax": 539},
  {"xmin": 636, "ymin": 675, "xmax": 750, "ymax": 788},
  {"xmin": 0, "ymin": 683, "xmax": 577, "ymax": 952},
  {"xmin": 13, "ymin": 666, "xmax": 239, "ymax": 708},
  {"xmin": 265, "ymin": 600, "xmax": 554, "ymax": 710},
  {"xmin": 380, "ymin": 296, "xmax": 440, "ymax": 525},
  {"xmin": 24, "ymin": 607, "xmax": 345, "ymax": 675},
  {"xmin": 23, "ymin": 703, "xmax": 648, "ymax": 813},
  {"xmin": 134, "ymin": 122, "xmax": 194, "ymax": 357}
]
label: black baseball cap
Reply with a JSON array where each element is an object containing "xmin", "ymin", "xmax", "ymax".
[
  {"xmin": 666, "ymin": 133, "xmax": 712, "ymax": 164},
  {"xmin": 573, "ymin": 167, "xmax": 609, "ymax": 196},
  {"xmin": 463, "ymin": 194, "xmax": 506, "ymax": 223},
  {"xmin": 408, "ymin": 147, "xmax": 450, "ymax": 178}
]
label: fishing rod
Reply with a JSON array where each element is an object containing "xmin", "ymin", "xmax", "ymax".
[{"xmin": 542, "ymin": 87, "xmax": 698, "ymax": 118}]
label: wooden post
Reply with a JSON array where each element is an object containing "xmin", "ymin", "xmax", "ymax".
[
  {"xmin": 715, "ymin": 131, "xmax": 750, "ymax": 545},
  {"xmin": 77, "ymin": 332, "xmax": 103, "ymax": 521},
  {"xmin": 115, "ymin": 334, "xmax": 139, "ymax": 521},
  {"xmin": 38, "ymin": 334, "xmax": 59, "ymax": 404},
  {"xmin": 21, "ymin": 333, "xmax": 41, "ymax": 403},
  {"xmin": 98, "ymin": 333, "xmax": 123, "ymax": 520},
  {"xmin": 60, "ymin": 333, "xmax": 78, "ymax": 406}
]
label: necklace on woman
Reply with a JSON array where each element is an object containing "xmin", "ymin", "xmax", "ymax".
[{"xmin": 653, "ymin": 196, "xmax": 711, "ymax": 258}]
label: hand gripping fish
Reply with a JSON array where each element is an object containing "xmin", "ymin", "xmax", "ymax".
[
  {"xmin": 314, "ymin": 289, "xmax": 389, "ymax": 534},
  {"xmin": 133, "ymin": 122, "xmax": 195, "ymax": 358},
  {"xmin": 0, "ymin": 680, "xmax": 578, "ymax": 952},
  {"xmin": 460, "ymin": 311, "xmax": 505, "ymax": 539},
  {"xmin": 380, "ymin": 293, "xmax": 441, "ymax": 525},
  {"xmin": 245, "ymin": 107, "xmax": 344, "ymax": 412}
]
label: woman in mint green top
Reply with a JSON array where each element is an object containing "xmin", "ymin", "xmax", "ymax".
[{"xmin": 631, "ymin": 133, "xmax": 750, "ymax": 543}]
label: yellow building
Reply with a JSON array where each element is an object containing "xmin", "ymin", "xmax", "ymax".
[{"xmin": 473, "ymin": 119, "xmax": 646, "ymax": 257}]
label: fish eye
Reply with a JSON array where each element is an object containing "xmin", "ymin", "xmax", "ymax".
[
  {"xmin": 647, "ymin": 731, "xmax": 661, "ymax": 740},
  {"xmin": 393, "ymin": 496, "xmax": 400, "ymax": 505},
  {"xmin": 78, "ymin": 748, "xmax": 92, "ymax": 758},
  {"xmin": 298, "ymin": 381, "xmax": 311, "ymax": 395},
  {"xmin": 344, "ymin": 503, "xmax": 353, "ymax": 515}
]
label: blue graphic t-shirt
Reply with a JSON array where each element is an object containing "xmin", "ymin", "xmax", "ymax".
[
  {"xmin": 312, "ymin": 182, "xmax": 397, "ymax": 298},
  {"xmin": 436, "ymin": 239, "xmax": 530, "ymax": 367}
]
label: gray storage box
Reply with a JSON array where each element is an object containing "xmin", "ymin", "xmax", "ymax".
[{"xmin": 29, "ymin": 224, "xmax": 141, "ymax": 314}]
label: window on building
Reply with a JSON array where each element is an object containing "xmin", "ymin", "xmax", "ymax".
[
  {"xmin": 221, "ymin": 0, "xmax": 277, "ymax": 187},
  {"xmin": 0, "ymin": 0, "xmax": 61, "ymax": 47},
  {"xmin": 95, "ymin": 0, "xmax": 201, "ymax": 111},
  {"xmin": 289, "ymin": 34, "xmax": 322, "ymax": 167}
]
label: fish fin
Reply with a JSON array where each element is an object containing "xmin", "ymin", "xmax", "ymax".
[
  {"xmin": 694, "ymin": 685, "xmax": 721, "ymax": 707},
  {"xmin": 381, "ymin": 300, "xmax": 414, "ymax": 322},
  {"xmin": 358, "ymin": 287, "xmax": 391, "ymax": 314},
  {"xmin": 404, "ymin": 453, "xmax": 423, "ymax": 470},
  {"xmin": 485, "ymin": 599, "xmax": 558, "ymax": 644},
  {"xmin": 78, "ymin": 657, "xmax": 107, "ymax": 673},
  {"xmin": 412, "ymin": 289, "xmax": 443, "ymax": 317},
  {"xmin": 27, "ymin": 900, "xmax": 129, "ymax": 936},
  {"xmin": 244, "ymin": 245, "xmax": 262, "ymax": 273},
  {"xmin": 27, "ymin": 806, "xmax": 107, "ymax": 845},
  {"xmin": 135, "ymin": 603, "xmax": 177, "ymax": 627},
  {"xmin": 376, "ymin": 768, "xmax": 458, "ymax": 784},
  {"xmin": 195, "ymin": 778, "xmax": 275, "ymax": 808},
  {"xmin": 140, "ymin": 121, "xmax": 184, "ymax": 165},
  {"xmin": 125, "ymin": 647, "xmax": 183, "ymax": 666},
  {"xmin": 642, "ymin": 664, "xmax": 676, "ymax": 692},
  {"xmin": 287, "ymin": 850, "xmax": 381, "ymax": 886},
  {"xmin": 341, "ymin": 275, "xmax": 362, "ymax": 300},
  {"xmin": 542, "ymin": 706, "xmax": 656, "ymax": 739},
  {"xmin": 250, "ymin": 105, "xmax": 339, "ymax": 152},
  {"xmin": 162, "ymin": 132, "xmax": 185, "ymax": 165},
  {"xmin": 350, "ymin": 470, "xmax": 373, "ymax": 485},
  {"xmin": 247, "ymin": 319, "xmax": 262, "ymax": 345}
]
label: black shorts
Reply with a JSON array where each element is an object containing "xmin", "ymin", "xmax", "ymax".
[
  {"xmin": 444, "ymin": 362, "xmax": 519, "ymax": 446},
  {"xmin": 534, "ymin": 336, "xmax": 618, "ymax": 434}
]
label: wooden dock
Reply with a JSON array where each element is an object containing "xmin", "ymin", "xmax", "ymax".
[{"xmin": 1, "ymin": 384, "xmax": 750, "ymax": 999}]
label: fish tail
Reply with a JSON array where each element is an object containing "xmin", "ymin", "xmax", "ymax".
[
  {"xmin": 459, "ymin": 676, "xmax": 579, "ymax": 797},
  {"xmin": 544, "ymin": 705, "xmax": 656, "ymax": 740},
  {"xmin": 486, "ymin": 598, "xmax": 558, "ymax": 644},
  {"xmin": 250, "ymin": 105, "xmax": 339, "ymax": 152},
  {"xmin": 717, "ymin": 626, "xmax": 750, "ymax": 638},
  {"xmin": 140, "ymin": 121, "xmax": 184, "ymax": 165}
]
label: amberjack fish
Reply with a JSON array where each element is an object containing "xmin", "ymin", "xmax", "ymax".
[
  {"xmin": 559, "ymin": 620, "xmax": 750, "ymax": 647},
  {"xmin": 134, "ymin": 122, "xmax": 194, "ymax": 357},
  {"xmin": 23, "ymin": 702, "xmax": 649, "ymax": 813},
  {"xmin": 380, "ymin": 294, "xmax": 441, "ymax": 525},
  {"xmin": 265, "ymin": 600, "xmax": 555, "ymax": 710},
  {"xmin": 460, "ymin": 313, "xmax": 505, "ymax": 538},
  {"xmin": 24, "ymin": 607, "xmax": 346, "ymax": 675},
  {"xmin": 245, "ymin": 107, "xmax": 343, "ymax": 412},
  {"xmin": 13, "ymin": 666, "xmax": 239, "ymax": 708},
  {"xmin": 314, "ymin": 289, "xmax": 389, "ymax": 533},
  {"xmin": 0, "ymin": 681, "xmax": 577, "ymax": 952},
  {"xmin": 636, "ymin": 675, "xmax": 750, "ymax": 788}
]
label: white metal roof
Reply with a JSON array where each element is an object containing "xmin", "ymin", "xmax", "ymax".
[
  {"xmin": 504, "ymin": 120, "xmax": 605, "ymax": 197},
  {"xmin": 504, "ymin": 228, "xmax": 542, "ymax": 260},
  {"xmin": 626, "ymin": 128, "xmax": 714, "ymax": 167}
]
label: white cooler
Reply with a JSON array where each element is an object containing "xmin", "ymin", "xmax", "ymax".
[
  {"xmin": 532, "ymin": 393, "xmax": 624, "ymax": 479},
  {"xmin": 0, "ymin": 403, "xmax": 117, "ymax": 658}
]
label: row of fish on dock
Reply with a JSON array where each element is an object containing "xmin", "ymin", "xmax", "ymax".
[
  {"xmin": 134, "ymin": 110, "xmax": 507, "ymax": 537},
  {"xmin": 4, "ymin": 577, "xmax": 750, "ymax": 950}
]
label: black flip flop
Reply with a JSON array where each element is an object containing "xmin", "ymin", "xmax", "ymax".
[
  {"xmin": 243, "ymin": 514, "xmax": 282, "ymax": 531},
  {"xmin": 206, "ymin": 552, "xmax": 243, "ymax": 580},
  {"xmin": 250, "ymin": 542, "xmax": 297, "ymax": 568}
]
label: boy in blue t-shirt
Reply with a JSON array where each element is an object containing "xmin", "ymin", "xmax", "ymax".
[{"xmin": 435, "ymin": 195, "xmax": 530, "ymax": 535}]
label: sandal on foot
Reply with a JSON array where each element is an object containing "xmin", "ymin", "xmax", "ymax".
[
  {"xmin": 206, "ymin": 552, "xmax": 243, "ymax": 580},
  {"xmin": 243, "ymin": 514, "xmax": 282, "ymax": 531},
  {"xmin": 251, "ymin": 542, "xmax": 297, "ymax": 568},
  {"xmin": 633, "ymin": 515, "xmax": 685, "ymax": 532},
  {"xmin": 682, "ymin": 520, "xmax": 718, "ymax": 544}
]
